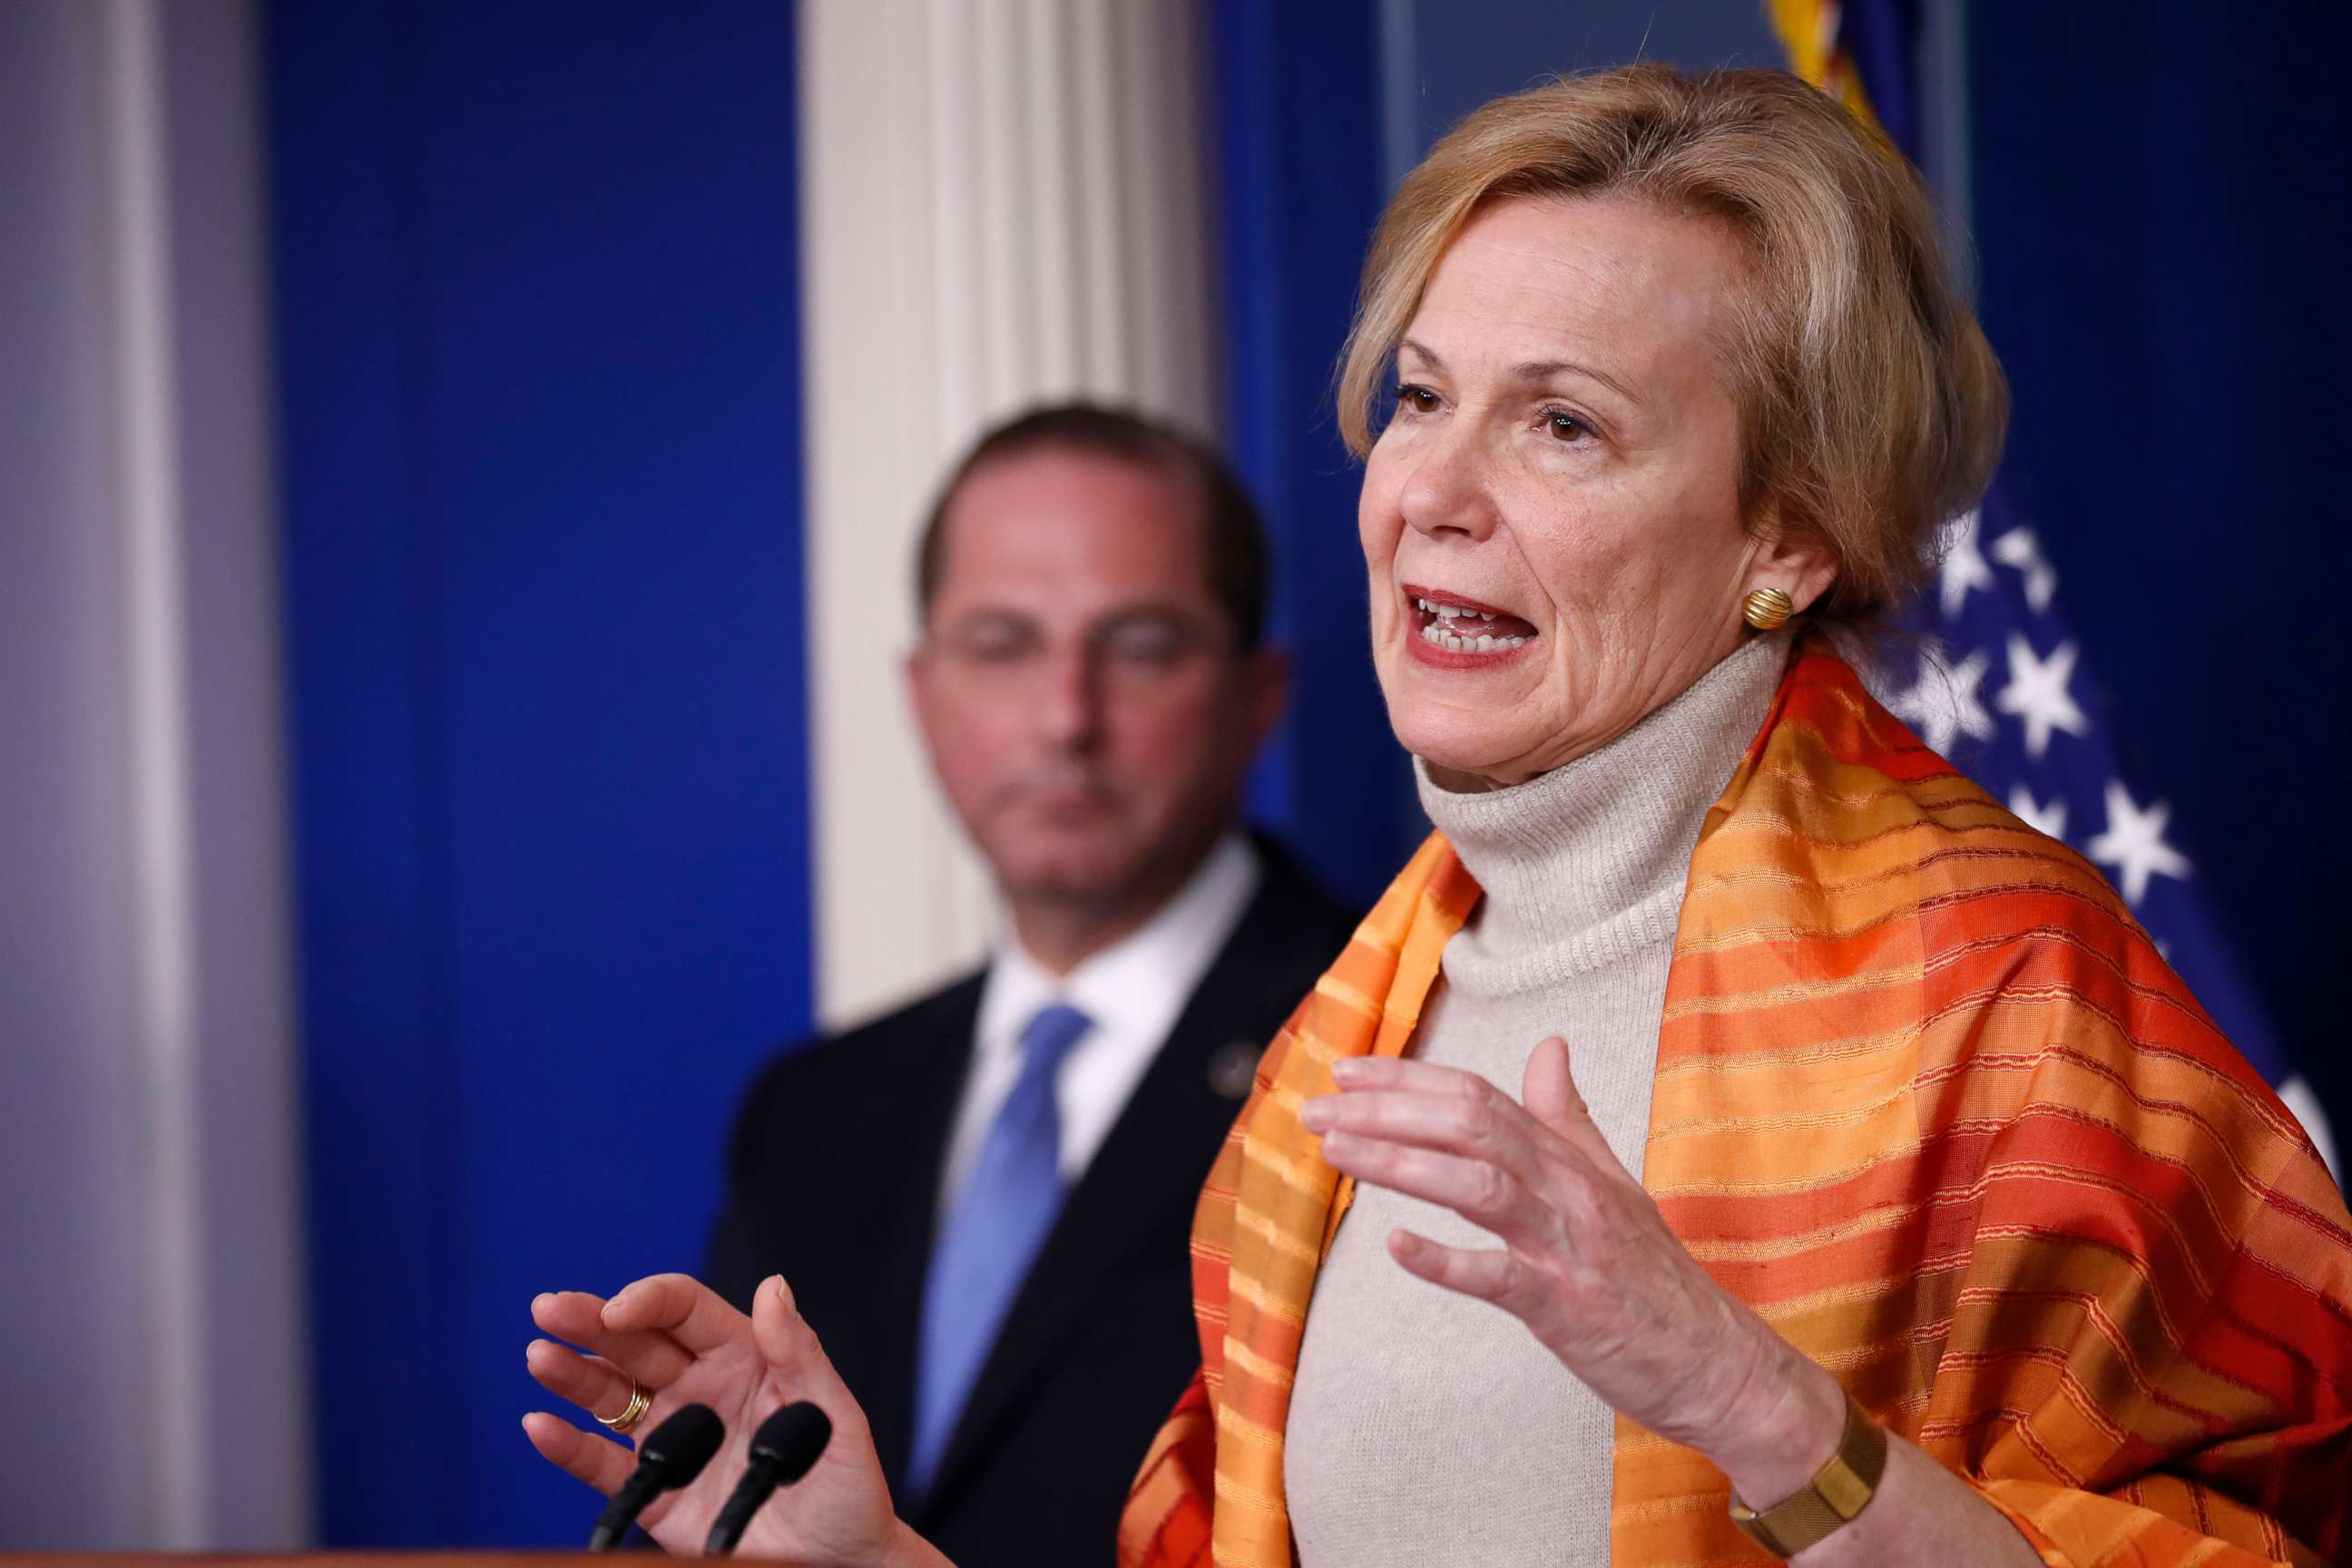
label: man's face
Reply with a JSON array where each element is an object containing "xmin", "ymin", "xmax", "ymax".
[{"xmin": 906, "ymin": 446, "xmax": 1284, "ymax": 914}]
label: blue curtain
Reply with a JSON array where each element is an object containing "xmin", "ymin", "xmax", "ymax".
[{"xmin": 268, "ymin": 0, "xmax": 812, "ymax": 1543}]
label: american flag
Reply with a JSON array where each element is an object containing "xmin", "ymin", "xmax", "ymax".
[
  {"xmin": 1872, "ymin": 495, "xmax": 2337, "ymax": 1176},
  {"xmin": 1770, "ymin": 0, "xmax": 2337, "ymax": 1176}
]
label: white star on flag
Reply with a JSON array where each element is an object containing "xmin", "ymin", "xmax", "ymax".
[
  {"xmin": 1887, "ymin": 648, "xmax": 1995, "ymax": 755},
  {"xmin": 1937, "ymin": 508, "xmax": 1994, "ymax": 620},
  {"xmin": 1995, "ymin": 634, "xmax": 2090, "ymax": 759},
  {"xmin": 2086, "ymin": 779, "xmax": 2193, "ymax": 905},
  {"xmin": 2007, "ymin": 785, "xmax": 2068, "ymax": 841},
  {"xmin": 1990, "ymin": 527, "xmax": 2058, "ymax": 612}
]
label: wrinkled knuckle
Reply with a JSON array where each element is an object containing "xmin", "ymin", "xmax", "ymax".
[{"xmin": 1471, "ymin": 1162, "xmax": 1512, "ymax": 1214}]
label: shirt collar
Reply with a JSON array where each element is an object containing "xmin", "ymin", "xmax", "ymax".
[{"xmin": 975, "ymin": 832, "xmax": 1261, "ymax": 1058}]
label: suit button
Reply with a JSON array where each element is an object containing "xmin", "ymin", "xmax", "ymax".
[{"xmin": 1208, "ymin": 1039, "xmax": 1261, "ymax": 1101}]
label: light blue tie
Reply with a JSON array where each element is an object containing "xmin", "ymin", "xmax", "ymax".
[{"xmin": 907, "ymin": 1001, "xmax": 1093, "ymax": 1496}]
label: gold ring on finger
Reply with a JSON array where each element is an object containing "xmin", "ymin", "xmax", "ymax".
[{"xmin": 597, "ymin": 1378, "xmax": 651, "ymax": 1435}]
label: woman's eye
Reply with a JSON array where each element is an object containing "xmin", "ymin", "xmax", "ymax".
[
  {"xmin": 1395, "ymin": 383, "xmax": 1442, "ymax": 414},
  {"xmin": 1542, "ymin": 410, "xmax": 1592, "ymax": 443}
]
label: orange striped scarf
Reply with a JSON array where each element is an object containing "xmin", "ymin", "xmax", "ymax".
[{"xmin": 1119, "ymin": 641, "xmax": 2351, "ymax": 1567}]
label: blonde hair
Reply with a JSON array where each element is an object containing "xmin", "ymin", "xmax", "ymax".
[{"xmin": 1337, "ymin": 64, "xmax": 2007, "ymax": 618}]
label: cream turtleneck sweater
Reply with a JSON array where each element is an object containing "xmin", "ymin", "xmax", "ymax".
[{"xmin": 1285, "ymin": 634, "xmax": 1789, "ymax": 1566}]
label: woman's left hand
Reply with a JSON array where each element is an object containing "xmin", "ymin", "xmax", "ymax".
[{"xmin": 1300, "ymin": 1036, "xmax": 1844, "ymax": 1494}]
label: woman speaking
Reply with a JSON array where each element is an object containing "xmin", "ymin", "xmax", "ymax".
[{"xmin": 522, "ymin": 65, "xmax": 2350, "ymax": 1566}]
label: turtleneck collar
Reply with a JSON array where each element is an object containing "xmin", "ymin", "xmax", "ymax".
[{"xmin": 1414, "ymin": 633, "xmax": 1790, "ymax": 997}]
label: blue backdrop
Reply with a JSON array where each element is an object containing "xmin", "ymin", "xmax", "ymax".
[
  {"xmin": 1213, "ymin": 0, "xmax": 1424, "ymax": 906},
  {"xmin": 268, "ymin": 0, "xmax": 811, "ymax": 1544}
]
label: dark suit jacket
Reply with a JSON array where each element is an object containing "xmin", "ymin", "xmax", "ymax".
[{"xmin": 708, "ymin": 838, "xmax": 1357, "ymax": 1567}]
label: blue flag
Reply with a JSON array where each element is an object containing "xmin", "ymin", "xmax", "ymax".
[{"xmin": 1771, "ymin": 0, "xmax": 2337, "ymax": 1174}]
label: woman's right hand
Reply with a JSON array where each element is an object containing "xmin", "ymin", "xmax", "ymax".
[{"xmin": 524, "ymin": 1271, "xmax": 951, "ymax": 1566}]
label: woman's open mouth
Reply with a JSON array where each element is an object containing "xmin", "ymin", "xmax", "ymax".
[{"xmin": 1403, "ymin": 583, "xmax": 1539, "ymax": 664}]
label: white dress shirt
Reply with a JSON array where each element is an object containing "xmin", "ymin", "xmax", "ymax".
[{"xmin": 937, "ymin": 833, "xmax": 1262, "ymax": 1219}]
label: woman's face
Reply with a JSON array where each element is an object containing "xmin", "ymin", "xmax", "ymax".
[{"xmin": 1360, "ymin": 193, "xmax": 1828, "ymax": 786}]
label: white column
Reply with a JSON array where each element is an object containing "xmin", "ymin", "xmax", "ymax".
[
  {"xmin": 799, "ymin": 0, "xmax": 1219, "ymax": 1023},
  {"xmin": 0, "ymin": 0, "xmax": 308, "ymax": 1549},
  {"xmin": 107, "ymin": 0, "xmax": 211, "ymax": 1541}
]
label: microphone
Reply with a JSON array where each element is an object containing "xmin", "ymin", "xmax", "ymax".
[
  {"xmin": 586, "ymin": 1402, "xmax": 725, "ymax": 1553},
  {"xmin": 702, "ymin": 1401, "xmax": 834, "ymax": 1556}
]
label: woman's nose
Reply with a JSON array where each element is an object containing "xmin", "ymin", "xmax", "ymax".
[{"xmin": 1396, "ymin": 422, "xmax": 1501, "ymax": 541}]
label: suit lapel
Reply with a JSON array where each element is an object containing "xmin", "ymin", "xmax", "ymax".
[{"xmin": 918, "ymin": 863, "xmax": 1328, "ymax": 1504}]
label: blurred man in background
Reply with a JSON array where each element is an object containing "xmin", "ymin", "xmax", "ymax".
[{"xmin": 706, "ymin": 405, "xmax": 1357, "ymax": 1567}]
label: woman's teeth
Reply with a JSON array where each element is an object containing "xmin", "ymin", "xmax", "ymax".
[
  {"xmin": 1414, "ymin": 596, "xmax": 1528, "ymax": 652},
  {"xmin": 1420, "ymin": 622, "xmax": 1527, "ymax": 651}
]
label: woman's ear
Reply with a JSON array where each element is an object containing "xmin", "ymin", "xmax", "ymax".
[{"xmin": 1741, "ymin": 503, "xmax": 1841, "ymax": 613}]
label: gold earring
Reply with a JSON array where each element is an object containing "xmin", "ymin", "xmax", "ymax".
[{"xmin": 1741, "ymin": 587, "xmax": 1796, "ymax": 632}]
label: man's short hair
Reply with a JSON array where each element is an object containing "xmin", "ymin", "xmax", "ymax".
[{"xmin": 915, "ymin": 403, "xmax": 1271, "ymax": 651}]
